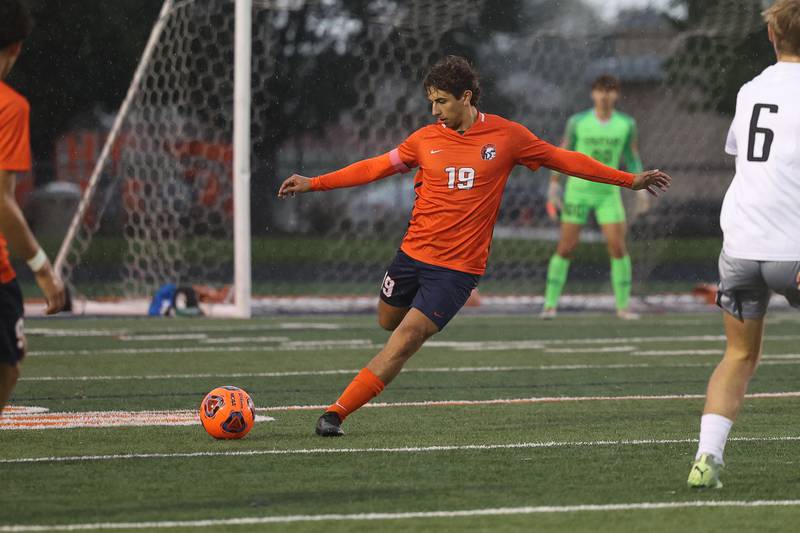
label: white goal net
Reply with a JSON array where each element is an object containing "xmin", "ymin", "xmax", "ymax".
[{"xmin": 55, "ymin": 0, "xmax": 770, "ymax": 315}]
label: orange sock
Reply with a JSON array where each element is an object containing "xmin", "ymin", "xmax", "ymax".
[{"xmin": 327, "ymin": 368, "xmax": 385, "ymax": 421}]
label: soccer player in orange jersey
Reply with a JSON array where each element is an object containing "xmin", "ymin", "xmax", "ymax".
[
  {"xmin": 0, "ymin": 0, "xmax": 66, "ymax": 414},
  {"xmin": 278, "ymin": 56, "xmax": 671, "ymax": 437}
]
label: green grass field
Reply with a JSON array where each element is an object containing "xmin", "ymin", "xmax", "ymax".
[
  {"xmin": 2, "ymin": 311, "xmax": 800, "ymax": 532},
  {"xmin": 19, "ymin": 235, "xmax": 720, "ymax": 297}
]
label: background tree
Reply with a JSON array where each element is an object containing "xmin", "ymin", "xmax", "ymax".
[
  {"xmin": 7, "ymin": 0, "xmax": 164, "ymax": 181},
  {"xmin": 665, "ymin": 0, "xmax": 773, "ymax": 115}
]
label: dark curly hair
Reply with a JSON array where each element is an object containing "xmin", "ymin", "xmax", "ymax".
[
  {"xmin": 423, "ymin": 55, "xmax": 481, "ymax": 107},
  {"xmin": 591, "ymin": 74, "xmax": 620, "ymax": 91},
  {"xmin": 0, "ymin": 0, "xmax": 33, "ymax": 51}
]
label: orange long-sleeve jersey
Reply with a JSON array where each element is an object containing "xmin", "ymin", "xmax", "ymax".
[
  {"xmin": 0, "ymin": 82, "xmax": 32, "ymax": 284},
  {"xmin": 311, "ymin": 112, "xmax": 634, "ymax": 275}
]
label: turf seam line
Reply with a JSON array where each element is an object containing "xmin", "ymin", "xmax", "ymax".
[
  {"xmin": 3, "ymin": 435, "xmax": 799, "ymax": 464},
  {"xmin": 17, "ymin": 359, "xmax": 800, "ymax": 382},
  {"xmin": 25, "ymin": 340, "xmax": 377, "ymax": 357},
  {"xmin": 25, "ymin": 334, "xmax": 800, "ymax": 357},
  {"xmin": 255, "ymin": 391, "xmax": 800, "ymax": 411},
  {"xmin": 3, "ymin": 500, "xmax": 800, "ymax": 530}
]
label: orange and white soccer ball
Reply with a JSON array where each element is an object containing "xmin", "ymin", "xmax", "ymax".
[{"xmin": 200, "ymin": 386, "xmax": 255, "ymax": 439}]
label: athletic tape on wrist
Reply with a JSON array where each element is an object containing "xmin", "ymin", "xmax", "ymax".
[{"xmin": 27, "ymin": 248, "xmax": 48, "ymax": 272}]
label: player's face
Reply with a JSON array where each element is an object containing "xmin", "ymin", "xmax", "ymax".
[
  {"xmin": 591, "ymin": 88, "xmax": 618, "ymax": 110},
  {"xmin": 0, "ymin": 43, "xmax": 23, "ymax": 80},
  {"xmin": 427, "ymin": 87, "xmax": 471, "ymax": 130}
]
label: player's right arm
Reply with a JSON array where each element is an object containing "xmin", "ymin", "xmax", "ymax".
[
  {"xmin": 278, "ymin": 133, "xmax": 419, "ymax": 198},
  {"xmin": 0, "ymin": 170, "xmax": 65, "ymax": 314},
  {"xmin": 0, "ymin": 91, "xmax": 65, "ymax": 314}
]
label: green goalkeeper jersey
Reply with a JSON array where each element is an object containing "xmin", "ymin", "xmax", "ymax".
[{"xmin": 563, "ymin": 109, "xmax": 642, "ymax": 195}]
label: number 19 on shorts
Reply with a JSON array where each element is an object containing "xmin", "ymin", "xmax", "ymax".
[{"xmin": 445, "ymin": 167, "xmax": 475, "ymax": 190}]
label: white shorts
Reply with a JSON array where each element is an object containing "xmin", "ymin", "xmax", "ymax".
[{"xmin": 717, "ymin": 251, "xmax": 800, "ymax": 320}]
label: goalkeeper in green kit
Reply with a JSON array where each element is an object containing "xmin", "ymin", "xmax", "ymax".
[{"xmin": 542, "ymin": 75, "xmax": 649, "ymax": 320}]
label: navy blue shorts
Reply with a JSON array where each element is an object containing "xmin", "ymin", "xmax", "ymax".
[
  {"xmin": 0, "ymin": 279, "xmax": 25, "ymax": 366},
  {"xmin": 379, "ymin": 250, "xmax": 480, "ymax": 330}
]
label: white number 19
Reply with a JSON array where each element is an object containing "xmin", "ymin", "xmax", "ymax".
[{"xmin": 445, "ymin": 167, "xmax": 475, "ymax": 190}]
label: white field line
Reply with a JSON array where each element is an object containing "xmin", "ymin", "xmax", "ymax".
[
  {"xmin": 25, "ymin": 340, "xmax": 377, "ymax": 357},
  {"xmin": 117, "ymin": 334, "xmax": 209, "ymax": 341},
  {"xmin": 22, "ymin": 333, "xmax": 800, "ymax": 358},
  {"xmin": 634, "ymin": 349, "xmax": 721, "ymax": 356},
  {"xmin": 635, "ymin": 351, "xmax": 800, "ymax": 358},
  {"xmin": 26, "ymin": 333, "xmax": 798, "ymax": 357},
  {"xmin": 424, "ymin": 336, "xmax": 727, "ymax": 352},
  {"xmin": 255, "ymin": 391, "xmax": 800, "ymax": 412},
  {"xmin": 15, "ymin": 335, "xmax": 731, "ymax": 357},
  {"xmin": 25, "ymin": 323, "xmax": 346, "ymax": 338},
  {"xmin": 117, "ymin": 334, "xmax": 293, "ymax": 344},
  {"xmin": 1, "ymin": 406, "xmax": 49, "ymax": 414},
  {"xmin": 18, "ymin": 359, "xmax": 800, "ymax": 383},
  {"xmin": 3, "ymin": 435, "xmax": 799, "ymax": 465},
  {"xmin": 539, "ymin": 334, "xmax": 800, "ymax": 346},
  {"xmin": 14, "ymin": 364, "xmax": 665, "ymax": 382},
  {"xmin": 18, "ymin": 369, "xmax": 365, "ymax": 382},
  {"xmin": 425, "ymin": 340, "xmax": 546, "ymax": 351},
  {"xmin": 200, "ymin": 336, "xmax": 291, "ymax": 345},
  {"xmin": 3, "ymin": 500, "xmax": 800, "ymax": 531},
  {"xmin": 543, "ymin": 346, "xmax": 636, "ymax": 354}
]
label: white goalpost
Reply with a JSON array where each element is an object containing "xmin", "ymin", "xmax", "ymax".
[{"xmin": 232, "ymin": 0, "xmax": 253, "ymax": 319}]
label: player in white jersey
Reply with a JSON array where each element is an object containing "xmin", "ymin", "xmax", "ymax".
[{"xmin": 687, "ymin": 0, "xmax": 800, "ymax": 489}]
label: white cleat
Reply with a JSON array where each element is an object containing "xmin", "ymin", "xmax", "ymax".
[
  {"xmin": 539, "ymin": 308, "xmax": 557, "ymax": 320},
  {"xmin": 687, "ymin": 453, "xmax": 723, "ymax": 489},
  {"xmin": 616, "ymin": 309, "xmax": 641, "ymax": 320}
]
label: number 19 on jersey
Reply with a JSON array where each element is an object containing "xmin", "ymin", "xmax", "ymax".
[{"xmin": 445, "ymin": 167, "xmax": 475, "ymax": 190}]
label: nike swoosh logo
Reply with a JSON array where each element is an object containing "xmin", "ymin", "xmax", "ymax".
[{"xmin": 430, "ymin": 149, "xmax": 443, "ymax": 154}]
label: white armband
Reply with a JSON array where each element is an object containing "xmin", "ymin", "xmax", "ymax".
[{"xmin": 27, "ymin": 248, "xmax": 48, "ymax": 272}]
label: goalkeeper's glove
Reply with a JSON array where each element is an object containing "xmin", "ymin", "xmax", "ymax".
[{"xmin": 546, "ymin": 181, "xmax": 563, "ymax": 220}]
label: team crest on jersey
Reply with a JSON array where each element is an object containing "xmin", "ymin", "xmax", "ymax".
[{"xmin": 481, "ymin": 144, "xmax": 496, "ymax": 160}]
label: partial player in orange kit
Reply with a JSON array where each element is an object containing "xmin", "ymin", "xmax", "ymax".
[
  {"xmin": 278, "ymin": 55, "xmax": 671, "ymax": 436},
  {"xmin": 0, "ymin": 0, "xmax": 66, "ymax": 414}
]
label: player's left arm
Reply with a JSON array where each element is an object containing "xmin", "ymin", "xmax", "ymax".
[
  {"xmin": 514, "ymin": 124, "xmax": 670, "ymax": 196},
  {"xmin": 546, "ymin": 147, "xmax": 670, "ymax": 196}
]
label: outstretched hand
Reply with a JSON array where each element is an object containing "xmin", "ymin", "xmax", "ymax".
[
  {"xmin": 277, "ymin": 174, "xmax": 312, "ymax": 199},
  {"xmin": 34, "ymin": 261, "xmax": 66, "ymax": 315},
  {"xmin": 631, "ymin": 170, "xmax": 672, "ymax": 197}
]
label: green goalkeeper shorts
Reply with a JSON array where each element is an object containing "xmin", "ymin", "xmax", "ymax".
[{"xmin": 561, "ymin": 188, "xmax": 626, "ymax": 225}]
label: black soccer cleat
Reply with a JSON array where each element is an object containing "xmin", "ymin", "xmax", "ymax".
[{"xmin": 315, "ymin": 411, "xmax": 345, "ymax": 437}]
